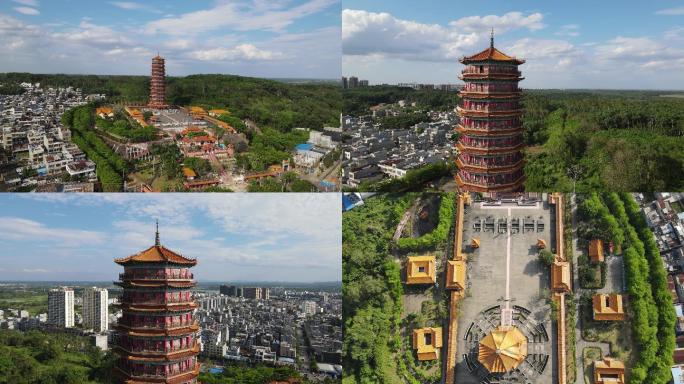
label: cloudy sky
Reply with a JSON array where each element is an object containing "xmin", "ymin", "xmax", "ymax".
[
  {"xmin": 0, "ymin": 0, "xmax": 340, "ymax": 78},
  {"xmin": 343, "ymin": 0, "xmax": 684, "ymax": 89},
  {"xmin": 0, "ymin": 194, "xmax": 341, "ymax": 283}
]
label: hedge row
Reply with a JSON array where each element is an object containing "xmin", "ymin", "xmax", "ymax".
[
  {"xmin": 396, "ymin": 193, "xmax": 455, "ymax": 252},
  {"xmin": 62, "ymin": 105, "xmax": 127, "ymax": 191},
  {"xmin": 603, "ymin": 193, "xmax": 675, "ymax": 384},
  {"xmin": 619, "ymin": 193, "xmax": 675, "ymax": 383}
]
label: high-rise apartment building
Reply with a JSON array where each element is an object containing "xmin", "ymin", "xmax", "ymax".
[
  {"xmin": 48, "ymin": 287, "xmax": 74, "ymax": 328},
  {"xmin": 83, "ymin": 287, "xmax": 109, "ymax": 333},
  {"xmin": 243, "ymin": 287, "xmax": 262, "ymax": 300}
]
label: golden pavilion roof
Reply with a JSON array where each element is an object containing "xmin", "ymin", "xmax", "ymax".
[
  {"xmin": 406, "ymin": 255, "xmax": 436, "ymax": 285},
  {"xmin": 445, "ymin": 260, "xmax": 466, "ymax": 291},
  {"xmin": 478, "ymin": 326, "xmax": 528, "ymax": 373},
  {"xmin": 412, "ymin": 327, "xmax": 442, "ymax": 361},
  {"xmin": 589, "ymin": 239, "xmax": 604, "ymax": 263},
  {"xmin": 460, "ymin": 45, "xmax": 524, "ymax": 64},
  {"xmin": 115, "ymin": 245, "xmax": 197, "ymax": 266},
  {"xmin": 592, "ymin": 293, "xmax": 625, "ymax": 321}
]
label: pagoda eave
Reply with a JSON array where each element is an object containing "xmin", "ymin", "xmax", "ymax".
[
  {"xmin": 115, "ymin": 281, "xmax": 197, "ymax": 289},
  {"xmin": 456, "ymin": 124, "xmax": 522, "ymax": 137},
  {"xmin": 456, "ymin": 106, "xmax": 522, "ymax": 118},
  {"xmin": 115, "ymin": 363, "xmax": 200, "ymax": 384},
  {"xmin": 114, "ymin": 344, "xmax": 201, "ymax": 362},
  {"xmin": 455, "ymin": 173, "xmax": 525, "ymax": 192},
  {"xmin": 114, "ymin": 323, "xmax": 200, "ymax": 337},
  {"xmin": 456, "ymin": 158, "xmax": 524, "ymax": 174},
  {"xmin": 119, "ymin": 303, "xmax": 198, "ymax": 312},
  {"xmin": 459, "ymin": 91, "xmax": 521, "ymax": 99},
  {"xmin": 459, "ymin": 74, "xmax": 524, "ymax": 81}
]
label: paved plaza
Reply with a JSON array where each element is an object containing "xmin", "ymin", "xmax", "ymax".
[{"xmin": 453, "ymin": 200, "xmax": 556, "ymax": 384}]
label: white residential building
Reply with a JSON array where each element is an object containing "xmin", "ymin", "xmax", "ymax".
[
  {"xmin": 48, "ymin": 287, "xmax": 74, "ymax": 328},
  {"xmin": 83, "ymin": 287, "xmax": 108, "ymax": 333}
]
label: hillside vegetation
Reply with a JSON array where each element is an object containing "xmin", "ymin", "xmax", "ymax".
[{"xmin": 0, "ymin": 73, "xmax": 340, "ymax": 132}]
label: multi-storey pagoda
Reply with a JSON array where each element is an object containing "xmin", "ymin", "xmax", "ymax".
[
  {"xmin": 148, "ymin": 55, "xmax": 168, "ymax": 109},
  {"xmin": 113, "ymin": 222, "xmax": 200, "ymax": 384},
  {"xmin": 456, "ymin": 32, "xmax": 525, "ymax": 192}
]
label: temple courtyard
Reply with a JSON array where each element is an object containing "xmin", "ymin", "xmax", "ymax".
[{"xmin": 453, "ymin": 198, "xmax": 556, "ymax": 383}]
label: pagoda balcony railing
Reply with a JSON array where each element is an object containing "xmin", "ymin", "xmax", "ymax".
[
  {"xmin": 118, "ymin": 341, "xmax": 198, "ymax": 355},
  {"xmin": 457, "ymin": 106, "xmax": 522, "ymax": 116},
  {"xmin": 457, "ymin": 139, "xmax": 523, "ymax": 149},
  {"xmin": 456, "ymin": 170, "xmax": 524, "ymax": 186},
  {"xmin": 118, "ymin": 319, "xmax": 197, "ymax": 330},
  {"xmin": 120, "ymin": 297, "xmax": 194, "ymax": 306},
  {"xmin": 461, "ymin": 67, "xmax": 521, "ymax": 76},
  {"xmin": 461, "ymin": 87, "xmax": 521, "ymax": 94},
  {"xmin": 456, "ymin": 157, "xmax": 524, "ymax": 172},
  {"xmin": 457, "ymin": 123, "xmax": 521, "ymax": 132},
  {"xmin": 119, "ymin": 272, "xmax": 194, "ymax": 281},
  {"xmin": 119, "ymin": 362, "xmax": 199, "ymax": 381}
]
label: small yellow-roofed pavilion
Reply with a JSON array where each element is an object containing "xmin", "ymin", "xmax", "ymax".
[
  {"xmin": 594, "ymin": 357, "xmax": 625, "ymax": 384},
  {"xmin": 589, "ymin": 239, "xmax": 604, "ymax": 263},
  {"xmin": 551, "ymin": 260, "xmax": 571, "ymax": 293},
  {"xmin": 406, "ymin": 256, "xmax": 436, "ymax": 285},
  {"xmin": 592, "ymin": 294, "xmax": 624, "ymax": 321},
  {"xmin": 478, "ymin": 326, "xmax": 528, "ymax": 373},
  {"xmin": 412, "ymin": 327, "xmax": 442, "ymax": 361},
  {"xmin": 471, "ymin": 238, "xmax": 480, "ymax": 249},
  {"xmin": 445, "ymin": 260, "xmax": 466, "ymax": 291},
  {"xmin": 536, "ymin": 239, "xmax": 546, "ymax": 249}
]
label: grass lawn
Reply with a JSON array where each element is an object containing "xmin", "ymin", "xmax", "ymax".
[
  {"xmin": 0, "ymin": 294, "xmax": 48, "ymax": 316},
  {"xmin": 580, "ymin": 298, "xmax": 633, "ymax": 363}
]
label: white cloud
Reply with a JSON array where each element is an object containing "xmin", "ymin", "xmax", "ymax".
[
  {"xmin": 449, "ymin": 11, "xmax": 544, "ymax": 33},
  {"xmin": 145, "ymin": 0, "xmax": 338, "ymax": 35},
  {"xmin": 342, "ymin": 9, "xmax": 545, "ymax": 62},
  {"xmin": 0, "ymin": 217, "xmax": 106, "ymax": 246},
  {"xmin": 108, "ymin": 1, "xmax": 160, "ymax": 13},
  {"xmin": 190, "ymin": 44, "xmax": 279, "ymax": 61},
  {"xmin": 12, "ymin": 0, "xmax": 39, "ymax": 7},
  {"xmin": 23, "ymin": 268, "xmax": 48, "ymax": 273},
  {"xmin": 14, "ymin": 7, "xmax": 39, "ymax": 15},
  {"xmin": 4, "ymin": 194, "xmax": 341, "ymax": 282},
  {"xmin": 655, "ymin": 6, "xmax": 684, "ymax": 15},
  {"xmin": 555, "ymin": 24, "xmax": 579, "ymax": 37}
]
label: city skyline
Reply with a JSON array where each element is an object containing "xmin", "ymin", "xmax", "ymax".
[
  {"xmin": 0, "ymin": 193, "xmax": 341, "ymax": 282},
  {"xmin": 0, "ymin": 0, "xmax": 341, "ymax": 78},
  {"xmin": 343, "ymin": 0, "xmax": 684, "ymax": 89}
]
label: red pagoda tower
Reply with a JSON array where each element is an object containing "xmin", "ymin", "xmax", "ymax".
[
  {"xmin": 149, "ymin": 55, "xmax": 168, "ymax": 109},
  {"xmin": 113, "ymin": 222, "xmax": 200, "ymax": 384},
  {"xmin": 455, "ymin": 31, "xmax": 525, "ymax": 192}
]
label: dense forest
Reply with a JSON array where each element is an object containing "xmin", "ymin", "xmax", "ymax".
[
  {"xmin": 343, "ymin": 193, "xmax": 416, "ymax": 383},
  {"xmin": 522, "ymin": 90, "xmax": 684, "ymax": 192},
  {"xmin": 343, "ymin": 86, "xmax": 684, "ymax": 191},
  {"xmin": 0, "ymin": 73, "xmax": 341, "ymax": 132},
  {"xmin": 0, "ymin": 329, "xmax": 115, "ymax": 384}
]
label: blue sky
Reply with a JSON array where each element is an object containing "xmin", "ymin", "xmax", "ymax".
[
  {"xmin": 0, "ymin": 194, "xmax": 341, "ymax": 283},
  {"xmin": 343, "ymin": 0, "xmax": 684, "ymax": 89},
  {"xmin": 0, "ymin": 0, "xmax": 341, "ymax": 78}
]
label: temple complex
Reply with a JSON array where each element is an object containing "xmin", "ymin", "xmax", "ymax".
[
  {"xmin": 456, "ymin": 31, "xmax": 525, "ymax": 192},
  {"xmin": 113, "ymin": 222, "xmax": 200, "ymax": 384},
  {"xmin": 149, "ymin": 55, "xmax": 169, "ymax": 109}
]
